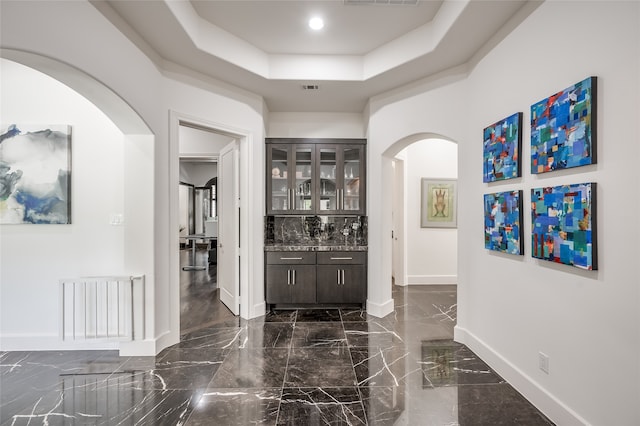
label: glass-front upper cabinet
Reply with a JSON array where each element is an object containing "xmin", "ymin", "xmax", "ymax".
[
  {"xmin": 317, "ymin": 144, "xmax": 366, "ymax": 215},
  {"xmin": 266, "ymin": 139, "xmax": 365, "ymax": 215},
  {"xmin": 318, "ymin": 148, "xmax": 338, "ymax": 212},
  {"xmin": 343, "ymin": 146, "xmax": 363, "ymax": 213},
  {"xmin": 266, "ymin": 143, "xmax": 315, "ymax": 214}
]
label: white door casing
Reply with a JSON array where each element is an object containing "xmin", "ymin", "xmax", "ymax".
[{"xmin": 392, "ymin": 158, "xmax": 406, "ymax": 286}]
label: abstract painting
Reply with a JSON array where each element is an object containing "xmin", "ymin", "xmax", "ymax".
[
  {"xmin": 484, "ymin": 190, "xmax": 523, "ymax": 255},
  {"xmin": 531, "ymin": 76, "xmax": 597, "ymax": 174},
  {"xmin": 483, "ymin": 112, "xmax": 522, "ymax": 182},
  {"xmin": 531, "ymin": 183, "xmax": 597, "ymax": 270},
  {"xmin": 0, "ymin": 124, "xmax": 72, "ymax": 224},
  {"xmin": 421, "ymin": 178, "xmax": 457, "ymax": 228}
]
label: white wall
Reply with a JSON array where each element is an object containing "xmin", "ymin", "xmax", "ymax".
[
  {"xmin": 179, "ymin": 125, "xmax": 234, "ymax": 155},
  {"xmin": 0, "ymin": 59, "xmax": 126, "ymax": 349},
  {"xmin": 179, "ymin": 162, "xmax": 217, "ymax": 186},
  {"xmin": 400, "ymin": 139, "xmax": 457, "ymax": 285},
  {"xmin": 267, "ymin": 112, "xmax": 366, "ymax": 138},
  {"xmin": 368, "ymin": 2, "xmax": 640, "ymax": 425},
  {"xmin": 459, "ymin": 2, "xmax": 640, "ymax": 425},
  {"xmin": 1, "ymin": 0, "xmax": 266, "ymax": 355}
]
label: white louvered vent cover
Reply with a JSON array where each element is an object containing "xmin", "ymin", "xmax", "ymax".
[{"xmin": 344, "ymin": 0, "xmax": 419, "ymax": 5}]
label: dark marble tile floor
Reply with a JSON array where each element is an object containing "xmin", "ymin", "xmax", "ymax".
[{"xmin": 1, "ymin": 277, "xmax": 554, "ymax": 425}]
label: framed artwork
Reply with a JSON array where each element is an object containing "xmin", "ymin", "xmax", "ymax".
[
  {"xmin": 421, "ymin": 178, "xmax": 457, "ymax": 228},
  {"xmin": 0, "ymin": 124, "xmax": 72, "ymax": 224},
  {"xmin": 531, "ymin": 183, "xmax": 597, "ymax": 270},
  {"xmin": 483, "ymin": 112, "xmax": 522, "ymax": 182},
  {"xmin": 531, "ymin": 76, "xmax": 597, "ymax": 174},
  {"xmin": 484, "ymin": 190, "xmax": 523, "ymax": 255}
]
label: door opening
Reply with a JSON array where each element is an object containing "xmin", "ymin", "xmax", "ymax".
[{"xmin": 177, "ymin": 123, "xmax": 239, "ymax": 333}]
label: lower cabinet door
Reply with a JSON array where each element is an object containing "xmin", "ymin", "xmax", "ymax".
[
  {"xmin": 290, "ymin": 265, "xmax": 316, "ymax": 304},
  {"xmin": 317, "ymin": 265, "xmax": 366, "ymax": 303},
  {"xmin": 266, "ymin": 265, "xmax": 293, "ymax": 304}
]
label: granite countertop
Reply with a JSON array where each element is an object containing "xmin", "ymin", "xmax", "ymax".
[{"xmin": 264, "ymin": 244, "xmax": 368, "ymax": 252}]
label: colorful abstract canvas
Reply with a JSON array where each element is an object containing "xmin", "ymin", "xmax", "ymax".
[
  {"xmin": 483, "ymin": 112, "xmax": 522, "ymax": 182},
  {"xmin": 531, "ymin": 76, "xmax": 597, "ymax": 174},
  {"xmin": 0, "ymin": 124, "xmax": 72, "ymax": 224},
  {"xmin": 531, "ymin": 183, "xmax": 597, "ymax": 270},
  {"xmin": 484, "ymin": 190, "xmax": 523, "ymax": 255}
]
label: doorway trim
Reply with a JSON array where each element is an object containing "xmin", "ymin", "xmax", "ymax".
[{"xmin": 168, "ymin": 110, "xmax": 253, "ymax": 347}]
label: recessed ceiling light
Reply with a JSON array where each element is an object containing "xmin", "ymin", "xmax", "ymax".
[{"xmin": 309, "ymin": 17, "xmax": 324, "ymax": 30}]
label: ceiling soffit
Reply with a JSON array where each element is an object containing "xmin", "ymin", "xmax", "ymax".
[
  {"xmin": 97, "ymin": 0, "xmax": 536, "ymax": 112},
  {"xmin": 165, "ymin": 0, "xmax": 468, "ymax": 82}
]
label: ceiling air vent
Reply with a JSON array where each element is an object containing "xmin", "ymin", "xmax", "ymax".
[
  {"xmin": 302, "ymin": 84, "xmax": 319, "ymax": 90},
  {"xmin": 344, "ymin": 0, "xmax": 418, "ymax": 5}
]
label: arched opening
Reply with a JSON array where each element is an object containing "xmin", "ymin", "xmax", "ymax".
[
  {"xmin": 0, "ymin": 50, "xmax": 155, "ymax": 355},
  {"xmin": 381, "ymin": 133, "xmax": 459, "ymax": 312}
]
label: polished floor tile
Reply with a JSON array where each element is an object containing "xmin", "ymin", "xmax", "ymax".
[
  {"xmin": 285, "ymin": 347, "xmax": 357, "ymax": 387},
  {"xmin": 290, "ymin": 322, "xmax": 347, "ymax": 348},
  {"xmin": 208, "ymin": 348, "xmax": 289, "ymax": 388},
  {"xmin": 277, "ymin": 387, "xmax": 367, "ymax": 425},
  {"xmin": 295, "ymin": 309, "xmax": 342, "ymax": 322},
  {"xmin": 187, "ymin": 388, "xmax": 281, "ymax": 426},
  {"xmin": 0, "ymin": 270, "xmax": 555, "ymax": 425}
]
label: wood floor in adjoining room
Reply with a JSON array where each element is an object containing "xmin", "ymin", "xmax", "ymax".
[{"xmin": 180, "ymin": 247, "xmax": 236, "ymax": 334}]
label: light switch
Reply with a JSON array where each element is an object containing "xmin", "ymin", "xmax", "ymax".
[{"xmin": 110, "ymin": 214, "xmax": 124, "ymax": 226}]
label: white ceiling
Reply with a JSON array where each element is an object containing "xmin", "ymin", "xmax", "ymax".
[{"xmin": 95, "ymin": 0, "xmax": 540, "ymax": 113}]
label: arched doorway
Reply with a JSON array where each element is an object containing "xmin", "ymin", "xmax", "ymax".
[
  {"xmin": 382, "ymin": 133, "xmax": 459, "ymax": 307},
  {"xmin": 0, "ymin": 49, "xmax": 156, "ymax": 355}
]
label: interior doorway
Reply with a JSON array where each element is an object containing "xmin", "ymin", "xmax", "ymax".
[
  {"xmin": 387, "ymin": 136, "xmax": 459, "ymax": 294},
  {"xmin": 176, "ymin": 122, "xmax": 238, "ymax": 333}
]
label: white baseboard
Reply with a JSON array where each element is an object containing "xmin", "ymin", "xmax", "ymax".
[
  {"xmin": 155, "ymin": 329, "xmax": 178, "ymax": 355},
  {"xmin": 0, "ymin": 334, "xmax": 119, "ymax": 352},
  {"xmin": 407, "ymin": 275, "xmax": 457, "ymax": 285},
  {"xmin": 251, "ymin": 301, "xmax": 267, "ymax": 319},
  {"xmin": 454, "ymin": 326, "xmax": 590, "ymax": 426},
  {"xmin": 366, "ymin": 298, "xmax": 394, "ymax": 318},
  {"xmin": 119, "ymin": 339, "xmax": 159, "ymax": 357},
  {"xmin": 2, "ymin": 333, "xmax": 166, "ymax": 357}
]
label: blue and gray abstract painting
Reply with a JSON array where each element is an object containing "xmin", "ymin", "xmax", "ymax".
[{"xmin": 0, "ymin": 124, "xmax": 71, "ymax": 224}]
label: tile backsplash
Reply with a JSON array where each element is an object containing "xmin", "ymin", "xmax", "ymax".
[{"xmin": 265, "ymin": 216, "xmax": 367, "ymax": 246}]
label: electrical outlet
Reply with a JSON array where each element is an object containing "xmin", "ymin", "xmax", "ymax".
[{"xmin": 538, "ymin": 352, "xmax": 549, "ymax": 374}]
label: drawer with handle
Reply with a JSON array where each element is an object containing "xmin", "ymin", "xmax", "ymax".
[
  {"xmin": 317, "ymin": 251, "xmax": 366, "ymax": 265},
  {"xmin": 266, "ymin": 251, "xmax": 316, "ymax": 265}
]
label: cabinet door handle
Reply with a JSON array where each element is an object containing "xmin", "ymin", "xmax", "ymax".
[
  {"xmin": 280, "ymin": 257, "xmax": 303, "ymax": 260},
  {"xmin": 287, "ymin": 269, "xmax": 291, "ymax": 285},
  {"xmin": 337, "ymin": 270, "xmax": 340, "ymax": 285},
  {"xmin": 292, "ymin": 269, "xmax": 296, "ymax": 285},
  {"xmin": 342, "ymin": 270, "xmax": 345, "ymax": 285},
  {"xmin": 330, "ymin": 257, "xmax": 353, "ymax": 260}
]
